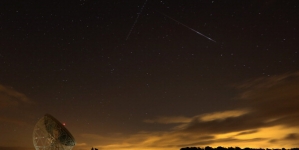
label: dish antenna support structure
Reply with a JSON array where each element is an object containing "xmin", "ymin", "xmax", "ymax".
[{"xmin": 33, "ymin": 114, "xmax": 76, "ymax": 150}]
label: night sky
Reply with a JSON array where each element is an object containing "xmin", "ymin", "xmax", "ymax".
[{"xmin": 1, "ymin": 0, "xmax": 299, "ymax": 150}]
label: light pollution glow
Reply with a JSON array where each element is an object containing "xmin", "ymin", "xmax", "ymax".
[
  {"xmin": 1, "ymin": 72, "xmax": 299, "ymax": 150},
  {"xmin": 72, "ymin": 72, "xmax": 299, "ymax": 150}
]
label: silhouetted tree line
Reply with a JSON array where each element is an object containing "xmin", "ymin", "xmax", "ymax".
[{"xmin": 180, "ymin": 146, "xmax": 299, "ymax": 150}]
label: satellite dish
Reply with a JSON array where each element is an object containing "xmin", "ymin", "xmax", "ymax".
[{"xmin": 33, "ymin": 114, "xmax": 76, "ymax": 150}]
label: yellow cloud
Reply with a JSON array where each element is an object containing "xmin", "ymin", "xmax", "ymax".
[
  {"xmin": 212, "ymin": 125, "xmax": 299, "ymax": 148},
  {"xmin": 144, "ymin": 109, "xmax": 249, "ymax": 125},
  {"xmin": 200, "ymin": 109, "xmax": 250, "ymax": 122}
]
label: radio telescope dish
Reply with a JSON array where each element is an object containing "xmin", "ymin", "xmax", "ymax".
[{"xmin": 33, "ymin": 114, "xmax": 76, "ymax": 150}]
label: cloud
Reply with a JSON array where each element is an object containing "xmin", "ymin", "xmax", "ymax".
[
  {"xmin": 182, "ymin": 113, "xmax": 266, "ymax": 135},
  {"xmin": 199, "ymin": 109, "xmax": 250, "ymax": 122},
  {"xmin": 268, "ymin": 139, "xmax": 278, "ymax": 143},
  {"xmin": 144, "ymin": 109, "xmax": 249, "ymax": 124},
  {"xmin": 284, "ymin": 133, "xmax": 299, "ymax": 141},
  {"xmin": 0, "ymin": 84, "xmax": 32, "ymax": 108},
  {"xmin": 182, "ymin": 72, "xmax": 299, "ymax": 135},
  {"xmin": 144, "ymin": 116, "xmax": 192, "ymax": 124},
  {"xmin": 0, "ymin": 84, "xmax": 33, "ymax": 126},
  {"xmin": 95, "ymin": 131, "xmax": 215, "ymax": 150},
  {"xmin": 237, "ymin": 72, "xmax": 299, "ymax": 127},
  {"xmin": 235, "ymin": 130, "xmax": 259, "ymax": 136},
  {"xmin": 81, "ymin": 72, "xmax": 299, "ymax": 149}
]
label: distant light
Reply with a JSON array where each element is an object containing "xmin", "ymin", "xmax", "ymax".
[{"xmin": 63, "ymin": 123, "xmax": 66, "ymax": 126}]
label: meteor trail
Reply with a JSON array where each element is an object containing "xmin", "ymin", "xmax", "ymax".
[
  {"xmin": 126, "ymin": 0, "xmax": 148, "ymax": 40},
  {"xmin": 158, "ymin": 11, "xmax": 216, "ymax": 43}
]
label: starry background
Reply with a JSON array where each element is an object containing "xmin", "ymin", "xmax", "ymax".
[{"xmin": 0, "ymin": 0, "xmax": 299, "ymax": 150}]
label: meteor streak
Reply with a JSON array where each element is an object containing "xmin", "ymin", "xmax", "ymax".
[
  {"xmin": 126, "ymin": 0, "xmax": 148, "ymax": 40},
  {"xmin": 158, "ymin": 11, "xmax": 216, "ymax": 43}
]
